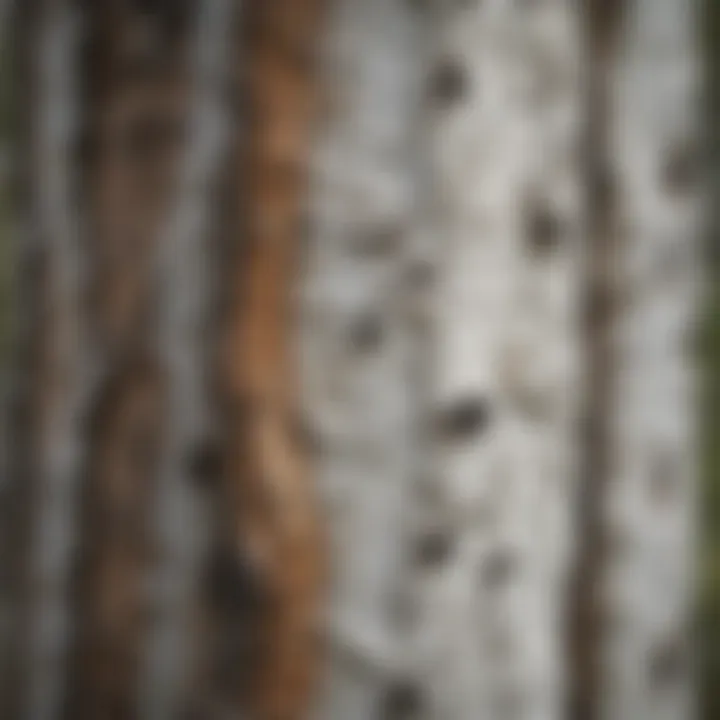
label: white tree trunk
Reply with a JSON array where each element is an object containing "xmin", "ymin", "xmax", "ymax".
[
  {"xmin": 599, "ymin": 1, "xmax": 700, "ymax": 718},
  {"xmin": 391, "ymin": 3, "xmax": 583, "ymax": 719},
  {"xmin": 303, "ymin": 1, "xmax": 582, "ymax": 719},
  {"xmin": 300, "ymin": 0, "xmax": 425, "ymax": 717}
]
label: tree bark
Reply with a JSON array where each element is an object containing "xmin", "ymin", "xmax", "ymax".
[
  {"xmin": 396, "ymin": 3, "xmax": 583, "ymax": 719},
  {"xmin": 595, "ymin": 1, "xmax": 701, "ymax": 718},
  {"xmin": 299, "ymin": 1, "xmax": 425, "ymax": 718},
  {"xmin": 138, "ymin": 1, "xmax": 235, "ymax": 717},
  {"xmin": 62, "ymin": 3, "xmax": 192, "ymax": 717},
  {"xmin": 224, "ymin": 1, "xmax": 327, "ymax": 718}
]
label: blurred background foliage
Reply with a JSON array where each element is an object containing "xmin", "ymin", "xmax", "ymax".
[
  {"xmin": 702, "ymin": 0, "xmax": 720, "ymax": 716},
  {"xmin": 0, "ymin": 23, "xmax": 13, "ymax": 367}
]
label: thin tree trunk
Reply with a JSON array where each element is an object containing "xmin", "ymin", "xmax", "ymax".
[
  {"xmin": 298, "ymin": 1, "xmax": 424, "ymax": 718},
  {"xmin": 62, "ymin": 3, "xmax": 191, "ymax": 717},
  {"xmin": 224, "ymin": 1, "xmax": 326, "ymax": 718},
  {"xmin": 5, "ymin": 2, "xmax": 88, "ymax": 718},
  {"xmin": 596, "ymin": 1, "xmax": 701, "ymax": 718},
  {"xmin": 139, "ymin": 0, "xmax": 235, "ymax": 717}
]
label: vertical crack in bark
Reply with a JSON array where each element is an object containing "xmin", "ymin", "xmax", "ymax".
[
  {"xmin": 568, "ymin": 2, "xmax": 626, "ymax": 719},
  {"xmin": 568, "ymin": 1, "xmax": 702, "ymax": 718}
]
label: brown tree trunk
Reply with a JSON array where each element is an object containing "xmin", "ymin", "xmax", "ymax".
[{"xmin": 224, "ymin": 1, "xmax": 327, "ymax": 718}]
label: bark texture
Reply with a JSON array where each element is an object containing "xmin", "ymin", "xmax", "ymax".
[
  {"xmin": 0, "ymin": 2, "xmax": 704, "ymax": 720},
  {"xmin": 12, "ymin": 4, "xmax": 87, "ymax": 718},
  {"xmin": 139, "ymin": 0, "xmax": 235, "ymax": 717},
  {"xmin": 225, "ymin": 1, "xmax": 327, "ymax": 718},
  {"xmin": 63, "ymin": 3, "xmax": 189, "ymax": 717},
  {"xmin": 597, "ymin": 1, "xmax": 700, "ymax": 718},
  {"xmin": 397, "ymin": 3, "xmax": 583, "ymax": 719},
  {"xmin": 299, "ymin": 1, "xmax": 424, "ymax": 718}
]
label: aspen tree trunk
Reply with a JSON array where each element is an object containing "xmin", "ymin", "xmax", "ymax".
[
  {"xmin": 299, "ymin": 0, "xmax": 424, "ymax": 717},
  {"xmin": 393, "ymin": 3, "xmax": 583, "ymax": 719},
  {"xmin": 589, "ymin": 1, "xmax": 701, "ymax": 719}
]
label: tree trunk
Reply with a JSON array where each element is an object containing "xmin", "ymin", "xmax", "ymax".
[
  {"xmin": 399, "ymin": 3, "xmax": 582, "ymax": 719},
  {"xmin": 298, "ymin": 1, "xmax": 425, "ymax": 718},
  {"xmin": 595, "ymin": 1, "xmax": 700, "ymax": 718},
  {"xmin": 224, "ymin": 1, "xmax": 327, "ymax": 718}
]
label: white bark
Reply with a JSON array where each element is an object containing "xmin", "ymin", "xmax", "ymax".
[
  {"xmin": 303, "ymin": 1, "xmax": 582, "ymax": 719},
  {"xmin": 600, "ymin": 1, "xmax": 700, "ymax": 718},
  {"xmin": 140, "ymin": 0, "xmax": 235, "ymax": 717},
  {"xmin": 25, "ymin": 4, "xmax": 86, "ymax": 718},
  {"xmin": 300, "ymin": 1, "xmax": 425, "ymax": 717},
  {"xmin": 392, "ymin": 2, "xmax": 582, "ymax": 719}
]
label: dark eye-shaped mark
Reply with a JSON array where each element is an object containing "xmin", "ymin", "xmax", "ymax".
[
  {"xmin": 428, "ymin": 57, "xmax": 469, "ymax": 107},
  {"xmin": 187, "ymin": 439, "xmax": 223, "ymax": 488},
  {"xmin": 378, "ymin": 680, "xmax": 424, "ymax": 719},
  {"xmin": 348, "ymin": 313, "xmax": 385, "ymax": 354},
  {"xmin": 437, "ymin": 396, "xmax": 492, "ymax": 441},
  {"xmin": 525, "ymin": 198, "xmax": 564, "ymax": 256},
  {"xmin": 662, "ymin": 140, "xmax": 699, "ymax": 197},
  {"xmin": 414, "ymin": 529, "xmax": 455, "ymax": 567}
]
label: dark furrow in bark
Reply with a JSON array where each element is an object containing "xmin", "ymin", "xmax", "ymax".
[{"xmin": 568, "ymin": 2, "xmax": 627, "ymax": 719}]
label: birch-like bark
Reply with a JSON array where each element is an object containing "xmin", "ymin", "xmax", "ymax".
[
  {"xmin": 598, "ymin": 1, "xmax": 701, "ymax": 718},
  {"xmin": 299, "ymin": 1, "xmax": 424, "ymax": 717},
  {"xmin": 390, "ymin": 2, "xmax": 582, "ymax": 719},
  {"xmin": 140, "ymin": 0, "xmax": 235, "ymax": 717},
  {"xmin": 22, "ymin": 3, "xmax": 87, "ymax": 718}
]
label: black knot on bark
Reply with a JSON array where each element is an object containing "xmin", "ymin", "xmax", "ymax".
[
  {"xmin": 525, "ymin": 198, "xmax": 564, "ymax": 256},
  {"xmin": 428, "ymin": 57, "xmax": 469, "ymax": 107},
  {"xmin": 187, "ymin": 439, "xmax": 223, "ymax": 488},
  {"xmin": 437, "ymin": 396, "xmax": 492, "ymax": 441},
  {"xmin": 348, "ymin": 313, "xmax": 385, "ymax": 354},
  {"xmin": 378, "ymin": 680, "xmax": 424, "ymax": 719},
  {"xmin": 414, "ymin": 529, "xmax": 455, "ymax": 567},
  {"xmin": 662, "ymin": 140, "xmax": 699, "ymax": 196}
]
